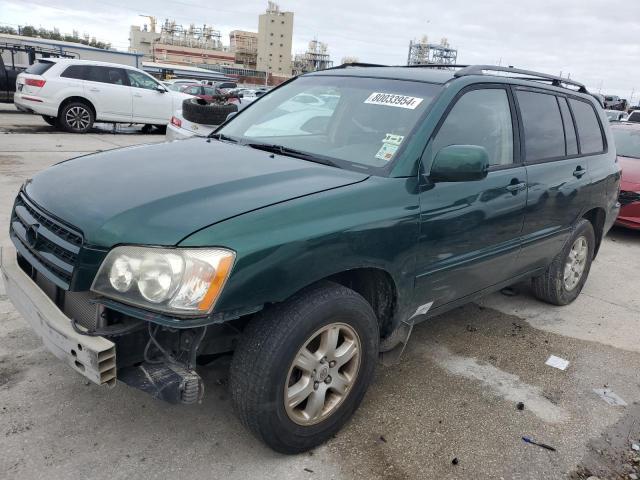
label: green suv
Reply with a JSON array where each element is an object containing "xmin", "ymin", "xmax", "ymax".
[{"xmin": 1, "ymin": 65, "xmax": 620, "ymax": 453}]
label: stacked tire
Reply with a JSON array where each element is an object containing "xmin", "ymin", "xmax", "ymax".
[{"xmin": 181, "ymin": 98, "xmax": 238, "ymax": 126}]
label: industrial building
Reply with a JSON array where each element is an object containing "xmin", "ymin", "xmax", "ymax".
[
  {"xmin": 256, "ymin": 2, "xmax": 294, "ymax": 76},
  {"xmin": 0, "ymin": 32, "xmax": 143, "ymax": 67},
  {"xmin": 129, "ymin": 18, "xmax": 235, "ymax": 67},
  {"xmin": 292, "ymin": 39, "xmax": 333, "ymax": 76},
  {"xmin": 229, "ymin": 30, "xmax": 258, "ymax": 70},
  {"xmin": 407, "ymin": 36, "xmax": 457, "ymax": 67}
]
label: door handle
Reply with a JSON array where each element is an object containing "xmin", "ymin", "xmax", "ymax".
[
  {"xmin": 573, "ymin": 166, "xmax": 587, "ymax": 178},
  {"xmin": 506, "ymin": 181, "xmax": 527, "ymax": 193},
  {"xmin": 133, "ymin": 93, "xmax": 142, "ymax": 98},
  {"xmin": 89, "ymin": 88, "xmax": 100, "ymax": 92}
]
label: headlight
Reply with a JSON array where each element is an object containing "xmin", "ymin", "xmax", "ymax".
[{"xmin": 91, "ymin": 246, "xmax": 235, "ymax": 316}]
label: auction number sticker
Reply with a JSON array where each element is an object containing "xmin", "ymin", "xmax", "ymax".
[{"xmin": 364, "ymin": 92, "xmax": 424, "ymax": 109}]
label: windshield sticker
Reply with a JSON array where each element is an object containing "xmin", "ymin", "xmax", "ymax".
[
  {"xmin": 383, "ymin": 133, "xmax": 404, "ymax": 146},
  {"xmin": 364, "ymin": 92, "xmax": 424, "ymax": 109},
  {"xmin": 375, "ymin": 143, "xmax": 399, "ymax": 162}
]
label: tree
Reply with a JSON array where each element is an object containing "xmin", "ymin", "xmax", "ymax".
[
  {"xmin": 7, "ymin": 25, "xmax": 111, "ymax": 50},
  {"xmin": 0, "ymin": 26, "xmax": 17, "ymax": 35}
]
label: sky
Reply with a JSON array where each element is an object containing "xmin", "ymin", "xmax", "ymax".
[{"xmin": 1, "ymin": 0, "xmax": 639, "ymax": 100}]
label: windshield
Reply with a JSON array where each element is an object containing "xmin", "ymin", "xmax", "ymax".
[
  {"xmin": 612, "ymin": 127, "xmax": 640, "ymax": 159},
  {"xmin": 218, "ymin": 75, "xmax": 441, "ymax": 173}
]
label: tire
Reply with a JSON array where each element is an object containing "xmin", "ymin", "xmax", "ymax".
[
  {"xmin": 229, "ymin": 281, "xmax": 379, "ymax": 454},
  {"xmin": 531, "ymin": 219, "xmax": 595, "ymax": 306},
  {"xmin": 58, "ymin": 101, "xmax": 94, "ymax": 133},
  {"xmin": 181, "ymin": 98, "xmax": 237, "ymax": 125},
  {"xmin": 41, "ymin": 115, "xmax": 57, "ymax": 127}
]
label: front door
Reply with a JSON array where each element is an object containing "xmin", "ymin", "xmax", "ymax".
[
  {"xmin": 414, "ymin": 86, "xmax": 527, "ymax": 311},
  {"xmin": 126, "ymin": 70, "xmax": 172, "ymax": 123}
]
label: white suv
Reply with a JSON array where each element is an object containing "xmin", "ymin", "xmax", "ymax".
[{"xmin": 14, "ymin": 59, "xmax": 192, "ymax": 133}]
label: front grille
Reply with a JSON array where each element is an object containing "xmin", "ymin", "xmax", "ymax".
[
  {"xmin": 32, "ymin": 270, "xmax": 99, "ymax": 330},
  {"xmin": 10, "ymin": 192, "xmax": 83, "ymax": 289},
  {"xmin": 619, "ymin": 190, "xmax": 640, "ymax": 207}
]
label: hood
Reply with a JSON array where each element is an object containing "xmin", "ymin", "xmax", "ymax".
[
  {"xmin": 25, "ymin": 139, "xmax": 368, "ymax": 247},
  {"xmin": 618, "ymin": 155, "xmax": 640, "ymax": 189}
]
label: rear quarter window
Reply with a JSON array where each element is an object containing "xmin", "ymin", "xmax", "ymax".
[
  {"xmin": 569, "ymin": 99, "xmax": 605, "ymax": 154},
  {"xmin": 25, "ymin": 61, "xmax": 54, "ymax": 75},
  {"xmin": 60, "ymin": 65, "xmax": 88, "ymax": 80}
]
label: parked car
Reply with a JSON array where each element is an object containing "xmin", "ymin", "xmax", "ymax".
[
  {"xmin": 610, "ymin": 122, "xmax": 640, "ymax": 229},
  {"xmin": 603, "ymin": 94, "xmax": 628, "ymax": 111},
  {"xmin": 1, "ymin": 64, "xmax": 620, "ymax": 454},
  {"xmin": 176, "ymin": 83, "xmax": 241, "ymax": 104},
  {"xmin": 626, "ymin": 110, "xmax": 640, "ymax": 123},
  {"xmin": 166, "ymin": 94, "xmax": 245, "ymax": 141},
  {"xmin": 14, "ymin": 59, "xmax": 192, "ymax": 133},
  {"xmin": 605, "ymin": 109, "xmax": 626, "ymax": 122},
  {"xmin": 0, "ymin": 54, "xmax": 21, "ymax": 103},
  {"xmin": 164, "ymin": 78, "xmax": 204, "ymax": 86},
  {"xmin": 214, "ymin": 81, "xmax": 238, "ymax": 92}
]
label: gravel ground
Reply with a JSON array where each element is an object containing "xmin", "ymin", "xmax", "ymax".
[{"xmin": 1, "ymin": 104, "xmax": 639, "ymax": 480}]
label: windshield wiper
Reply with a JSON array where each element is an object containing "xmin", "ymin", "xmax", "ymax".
[
  {"xmin": 208, "ymin": 132, "xmax": 238, "ymax": 143},
  {"xmin": 243, "ymin": 142, "xmax": 338, "ymax": 167}
]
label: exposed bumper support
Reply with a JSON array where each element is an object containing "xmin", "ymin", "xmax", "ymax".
[{"xmin": 0, "ymin": 246, "xmax": 117, "ymax": 386}]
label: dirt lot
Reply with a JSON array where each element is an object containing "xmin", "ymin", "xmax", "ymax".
[{"xmin": 1, "ymin": 104, "xmax": 639, "ymax": 480}]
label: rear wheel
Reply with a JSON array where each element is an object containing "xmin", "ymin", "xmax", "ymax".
[
  {"xmin": 229, "ymin": 282, "xmax": 378, "ymax": 453},
  {"xmin": 41, "ymin": 115, "xmax": 57, "ymax": 127},
  {"xmin": 531, "ymin": 219, "xmax": 595, "ymax": 305},
  {"xmin": 58, "ymin": 101, "xmax": 94, "ymax": 133}
]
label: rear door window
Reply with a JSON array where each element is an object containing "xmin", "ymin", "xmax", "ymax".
[
  {"xmin": 88, "ymin": 66, "xmax": 128, "ymax": 85},
  {"xmin": 569, "ymin": 99, "xmax": 605, "ymax": 154},
  {"xmin": 431, "ymin": 88, "xmax": 514, "ymax": 166},
  {"xmin": 25, "ymin": 61, "xmax": 54, "ymax": 75},
  {"xmin": 61, "ymin": 65, "xmax": 88, "ymax": 80},
  {"xmin": 516, "ymin": 90, "xmax": 565, "ymax": 161},
  {"xmin": 558, "ymin": 97, "xmax": 578, "ymax": 155}
]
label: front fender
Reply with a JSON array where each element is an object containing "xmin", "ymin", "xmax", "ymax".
[{"xmin": 179, "ymin": 176, "xmax": 421, "ymax": 320}]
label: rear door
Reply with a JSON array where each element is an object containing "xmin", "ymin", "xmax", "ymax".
[
  {"xmin": 84, "ymin": 65, "xmax": 132, "ymax": 121},
  {"xmin": 415, "ymin": 86, "xmax": 527, "ymax": 308},
  {"xmin": 126, "ymin": 70, "xmax": 173, "ymax": 124},
  {"xmin": 515, "ymin": 89, "xmax": 594, "ymax": 271}
]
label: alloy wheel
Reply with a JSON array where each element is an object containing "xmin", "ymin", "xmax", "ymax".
[
  {"xmin": 65, "ymin": 106, "xmax": 91, "ymax": 130},
  {"xmin": 284, "ymin": 322, "xmax": 361, "ymax": 426},
  {"xmin": 563, "ymin": 235, "xmax": 588, "ymax": 291}
]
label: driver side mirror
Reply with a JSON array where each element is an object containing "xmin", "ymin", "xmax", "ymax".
[
  {"xmin": 430, "ymin": 145, "xmax": 489, "ymax": 182},
  {"xmin": 156, "ymin": 85, "xmax": 168, "ymax": 93}
]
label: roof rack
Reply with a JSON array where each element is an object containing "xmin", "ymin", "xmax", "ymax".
[
  {"xmin": 322, "ymin": 63, "xmax": 588, "ymax": 94},
  {"xmin": 326, "ymin": 62, "xmax": 388, "ymax": 70},
  {"xmin": 454, "ymin": 65, "xmax": 588, "ymax": 93}
]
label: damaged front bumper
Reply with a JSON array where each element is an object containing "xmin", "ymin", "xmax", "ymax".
[
  {"xmin": 2, "ymin": 245, "xmax": 213, "ymax": 404},
  {"xmin": 0, "ymin": 246, "xmax": 117, "ymax": 386}
]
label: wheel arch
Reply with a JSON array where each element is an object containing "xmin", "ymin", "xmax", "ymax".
[
  {"xmin": 57, "ymin": 96, "xmax": 97, "ymax": 119},
  {"xmin": 317, "ymin": 267, "xmax": 399, "ymax": 339},
  {"xmin": 582, "ymin": 207, "xmax": 606, "ymax": 258}
]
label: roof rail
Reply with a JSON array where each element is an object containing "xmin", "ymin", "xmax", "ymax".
[
  {"xmin": 454, "ymin": 65, "xmax": 588, "ymax": 93},
  {"xmin": 327, "ymin": 62, "xmax": 388, "ymax": 70},
  {"xmin": 404, "ymin": 64, "xmax": 469, "ymax": 69}
]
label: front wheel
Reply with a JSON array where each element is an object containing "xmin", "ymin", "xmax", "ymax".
[
  {"xmin": 229, "ymin": 282, "xmax": 379, "ymax": 453},
  {"xmin": 531, "ymin": 219, "xmax": 595, "ymax": 305}
]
